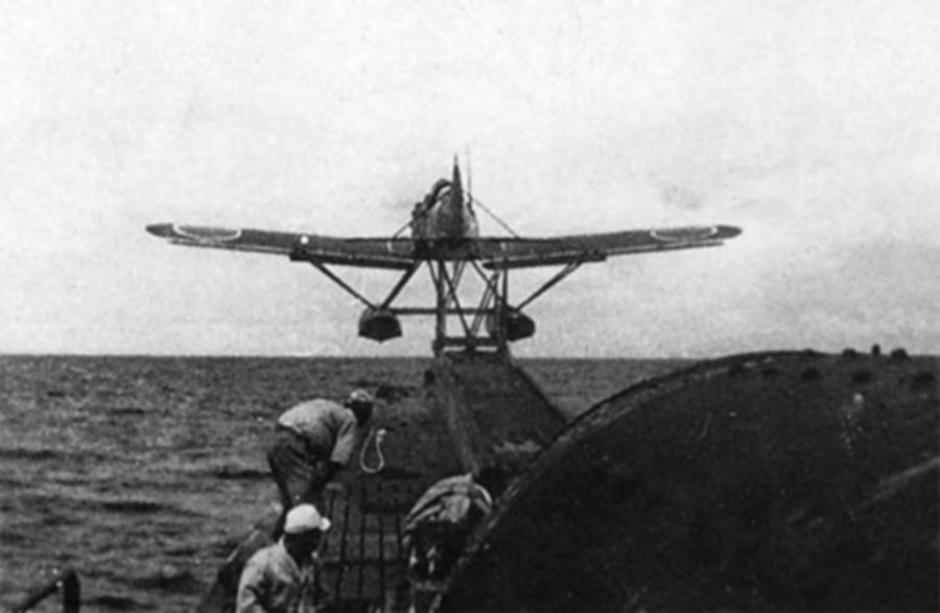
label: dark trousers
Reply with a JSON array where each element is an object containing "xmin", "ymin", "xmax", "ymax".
[{"xmin": 266, "ymin": 427, "xmax": 330, "ymax": 537}]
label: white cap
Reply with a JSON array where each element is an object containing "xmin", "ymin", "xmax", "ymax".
[
  {"xmin": 284, "ymin": 504, "xmax": 331, "ymax": 534},
  {"xmin": 348, "ymin": 389, "xmax": 374, "ymax": 404}
]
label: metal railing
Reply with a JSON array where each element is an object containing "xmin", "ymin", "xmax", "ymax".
[{"xmin": 320, "ymin": 475, "xmax": 421, "ymax": 609}]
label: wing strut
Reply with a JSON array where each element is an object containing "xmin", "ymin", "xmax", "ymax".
[
  {"xmin": 379, "ymin": 263, "xmax": 422, "ymax": 310},
  {"xmin": 429, "ymin": 262, "xmax": 474, "ymax": 341},
  {"xmin": 516, "ymin": 258, "xmax": 586, "ymax": 311},
  {"xmin": 305, "ymin": 261, "xmax": 376, "ymax": 309},
  {"xmin": 467, "ymin": 262, "xmax": 501, "ymax": 338}
]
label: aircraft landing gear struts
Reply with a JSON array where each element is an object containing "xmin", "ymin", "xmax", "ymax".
[{"xmin": 294, "ymin": 249, "xmax": 595, "ymax": 356}]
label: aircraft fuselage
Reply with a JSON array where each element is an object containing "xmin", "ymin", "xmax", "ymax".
[{"xmin": 411, "ymin": 162, "xmax": 479, "ymax": 247}]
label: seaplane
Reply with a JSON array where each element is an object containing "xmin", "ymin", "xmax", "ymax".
[{"xmin": 146, "ymin": 160, "xmax": 741, "ymax": 354}]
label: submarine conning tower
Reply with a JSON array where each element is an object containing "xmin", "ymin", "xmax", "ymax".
[{"xmin": 439, "ymin": 349, "xmax": 939, "ymax": 611}]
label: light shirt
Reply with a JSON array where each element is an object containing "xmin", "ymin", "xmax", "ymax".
[
  {"xmin": 236, "ymin": 541, "xmax": 315, "ymax": 613},
  {"xmin": 277, "ymin": 398, "xmax": 360, "ymax": 466}
]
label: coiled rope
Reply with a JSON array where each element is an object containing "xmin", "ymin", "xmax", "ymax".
[{"xmin": 359, "ymin": 426, "xmax": 387, "ymax": 474}]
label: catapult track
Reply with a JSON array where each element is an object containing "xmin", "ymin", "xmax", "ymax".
[{"xmin": 320, "ymin": 348, "xmax": 568, "ymax": 606}]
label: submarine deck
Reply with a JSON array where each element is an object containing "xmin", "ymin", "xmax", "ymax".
[{"xmin": 198, "ymin": 348, "xmax": 568, "ymax": 610}]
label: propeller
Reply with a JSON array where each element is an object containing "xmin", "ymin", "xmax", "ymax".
[{"xmin": 465, "ymin": 146, "xmax": 473, "ymax": 207}]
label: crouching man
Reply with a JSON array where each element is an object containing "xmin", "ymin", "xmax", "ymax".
[
  {"xmin": 401, "ymin": 471, "xmax": 499, "ymax": 611},
  {"xmin": 237, "ymin": 504, "xmax": 331, "ymax": 613},
  {"xmin": 267, "ymin": 389, "xmax": 374, "ymax": 538}
]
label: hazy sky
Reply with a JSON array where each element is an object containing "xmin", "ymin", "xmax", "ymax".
[{"xmin": 2, "ymin": 1, "xmax": 938, "ymax": 357}]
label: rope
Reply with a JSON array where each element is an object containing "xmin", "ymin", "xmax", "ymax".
[{"xmin": 359, "ymin": 426, "xmax": 387, "ymax": 474}]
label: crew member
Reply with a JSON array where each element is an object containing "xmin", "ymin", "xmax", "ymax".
[
  {"xmin": 268, "ymin": 389, "xmax": 374, "ymax": 536},
  {"xmin": 404, "ymin": 471, "xmax": 496, "ymax": 582},
  {"xmin": 236, "ymin": 503, "xmax": 331, "ymax": 613}
]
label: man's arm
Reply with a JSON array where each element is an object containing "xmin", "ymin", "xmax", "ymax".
[
  {"xmin": 236, "ymin": 555, "xmax": 269, "ymax": 613},
  {"xmin": 329, "ymin": 411, "xmax": 360, "ymax": 468}
]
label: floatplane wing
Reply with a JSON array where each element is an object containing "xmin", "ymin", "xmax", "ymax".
[
  {"xmin": 145, "ymin": 224, "xmax": 417, "ymax": 269},
  {"xmin": 473, "ymin": 225, "xmax": 741, "ymax": 269},
  {"xmin": 144, "ymin": 223, "xmax": 740, "ymax": 269}
]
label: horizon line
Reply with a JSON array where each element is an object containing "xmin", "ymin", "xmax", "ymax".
[{"xmin": 0, "ymin": 351, "xmax": 698, "ymax": 361}]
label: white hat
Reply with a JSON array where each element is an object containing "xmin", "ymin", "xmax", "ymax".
[
  {"xmin": 348, "ymin": 389, "xmax": 374, "ymax": 404},
  {"xmin": 284, "ymin": 504, "xmax": 331, "ymax": 534}
]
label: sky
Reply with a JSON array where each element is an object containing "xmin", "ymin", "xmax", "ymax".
[{"xmin": 1, "ymin": 0, "xmax": 938, "ymax": 358}]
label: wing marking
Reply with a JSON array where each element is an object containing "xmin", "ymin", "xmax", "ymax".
[
  {"xmin": 174, "ymin": 225, "xmax": 243, "ymax": 243},
  {"xmin": 649, "ymin": 225, "xmax": 720, "ymax": 242}
]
